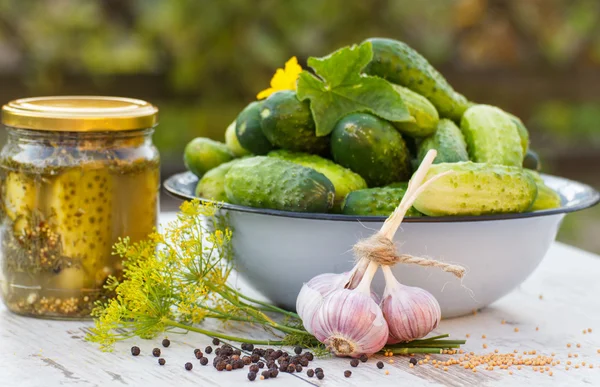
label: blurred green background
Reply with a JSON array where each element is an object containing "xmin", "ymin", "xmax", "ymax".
[{"xmin": 1, "ymin": 0, "xmax": 599, "ymax": 252}]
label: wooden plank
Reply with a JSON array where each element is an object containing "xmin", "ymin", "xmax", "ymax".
[{"xmin": 0, "ymin": 213, "xmax": 599, "ymax": 386}]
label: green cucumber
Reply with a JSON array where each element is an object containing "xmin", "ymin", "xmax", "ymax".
[
  {"xmin": 183, "ymin": 137, "xmax": 234, "ymax": 178},
  {"xmin": 342, "ymin": 187, "xmax": 422, "ymax": 217},
  {"xmin": 331, "ymin": 113, "xmax": 411, "ymax": 187},
  {"xmin": 235, "ymin": 101, "xmax": 274, "ymax": 155},
  {"xmin": 523, "ymin": 149, "xmax": 542, "ymax": 171},
  {"xmin": 195, "ymin": 159, "xmax": 242, "ymax": 202},
  {"xmin": 225, "ymin": 120, "xmax": 251, "ymax": 157},
  {"xmin": 364, "ymin": 37, "xmax": 470, "ymax": 122},
  {"xmin": 267, "ymin": 150, "xmax": 366, "ymax": 212},
  {"xmin": 391, "ymin": 84, "xmax": 439, "ymax": 137},
  {"xmin": 523, "ymin": 169, "xmax": 561, "ymax": 211},
  {"xmin": 506, "ymin": 113, "xmax": 530, "ymax": 156},
  {"xmin": 413, "ymin": 161, "xmax": 537, "ymax": 216},
  {"xmin": 417, "ymin": 119, "xmax": 469, "ymax": 164},
  {"xmin": 224, "ymin": 156, "xmax": 335, "ymax": 213},
  {"xmin": 460, "ymin": 105, "xmax": 523, "ymax": 167},
  {"xmin": 386, "ymin": 181, "xmax": 409, "ymax": 189},
  {"xmin": 260, "ymin": 90, "xmax": 329, "ymax": 155}
]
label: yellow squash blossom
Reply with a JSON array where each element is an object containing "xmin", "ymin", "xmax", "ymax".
[{"xmin": 256, "ymin": 56, "xmax": 302, "ymax": 100}]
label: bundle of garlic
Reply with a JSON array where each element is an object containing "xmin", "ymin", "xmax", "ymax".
[{"xmin": 296, "ymin": 149, "xmax": 466, "ymax": 358}]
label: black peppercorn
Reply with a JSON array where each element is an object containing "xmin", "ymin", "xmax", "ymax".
[
  {"xmin": 212, "ymin": 338, "xmax": 220, "ymax": 345},
  {"xmin": 279, "ymin": 361, "xmax": 289, "ymax": 371},
  {"xmin": 307, "ymin": 369, "xmax": 315, "ymax": 377},
  {"xmin": 295, "ymin": 364, "xmax": 303, "ymax": 373},
  {"xmin": 257, "ymin": 361, "xmax": 265, "ymax": 369},
  {"xmin": 316, "ymin": 371, "xmax": 325, "ymax": 380},
  {"xmin": 344, "ymin": 370, "xmax": 352, "ymax": 377},
  {"xmin": 305, "ymin": 352, "xmax": 314, "ymax": 361},
  {"xmin": 195, "ymin": 351, "xmax": 203, "ymax": 359},
  {"xmin": 377, "ymin": 361, "xmax": 384, "ymax": 369},
  {"xmin": 248, "ymin": 372, "xmax": 257, "ymax": 381},
  {"xmin": 246, "ymin": 343, "xmax": 254, "ymax": 351},
  {"xmin": 360, "ymin": 354, "xmax": 368, "ymax": 363},
  {"xmin": 194, "ymin": 348, "xmax": 201, "ymax": 355},
  {"xmin": 315, "ymin": 367, "xmax": 323, "ymax": 373},
  {"xmin": 243, "ymin": 356, "xmax": 251, "ymax": 365},
  {"xmin": 287, "ymin": 364, "xmax": 295, "ymax": 373},
  {"xmin": 266, "ymin": 360, "xmax": 275, "ymax": 369},
  {"xmin": 152, "ymin": 348, "xmax": 161, "ymax": 357},
  {"xmin": 270, "ymin": 369, "xmax": 279, "ymax": 378},
  {"xmin": 261, "ymin": 370, "xmax": 270, "ymax": 379},
  {"xmin": 233, "ymin": 349, "xmax": 242, "ymax": 356},
  {"xmin": 350, "ymin": 359, "xmax": 359, "ymax": 367},
  {"xmin": 131, "ymin": 346, "xmax": 140, "ymax": 356},
  {"xmin": 216, "ymin": 361, "xmax": 226, "ymax": 371},
  {"xmin": 158, "ymin": 358, "xmax": 166, "ymax": 366},
  {"xmin": 185, "ymin": 362, "xmax": 193, "ymax": 371},
  {"xmin": 251, "ymin": 354, "xmax": 260, "ymax": 363},
  {"xmin": 237, "ymin": 359, "xmax": 245, "ymax": 369},
  {"xmin": 205, "ymin": 346, "xmax": 212, "ymax": 354},
  {"xmin": 200, "ymin": 357, "xmax": 208, "ymax": 366},
  {"xmin": 409, "ymin": 357, "xmax": 418, "ymax": 366},
  {"xmin": 226, "ymin": 364, "xmax": 233, "ymax": 371},
  {"xmin": 294, "ymin": 346, "xmax": 302, "ymax": 355},
  {"xmin": 250, "ymin": 365, "xmax": 259, "ymax": 373},
  {"xmin": 162, "ymin": 338, "xmax": 170, "ymax": 348},
  {"xmin": 300, "ymin": 358, "xmax": 309, "ymax": 367}
]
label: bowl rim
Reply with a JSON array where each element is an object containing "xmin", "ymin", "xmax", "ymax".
[{"xmin": 164, "ymin": 171, "xmax": 600, "ymax": 223}]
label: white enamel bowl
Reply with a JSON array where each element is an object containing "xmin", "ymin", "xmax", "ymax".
[{"xmin": 165, "ymin": 172, "xmax": 599, "ymax": 318}]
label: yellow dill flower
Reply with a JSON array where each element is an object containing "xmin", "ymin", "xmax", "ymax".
[{"xmin": 256, "ymin": 56, "xmax": 302, "ymax": 100}]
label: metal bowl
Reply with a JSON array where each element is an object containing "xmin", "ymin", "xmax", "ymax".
[{"xmin": 165, "ymin": 171, "xmax": 599, "ymax": 318}]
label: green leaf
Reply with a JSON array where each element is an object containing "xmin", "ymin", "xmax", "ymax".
[{"xmin": 297, "ymin": 41, "xmax": 412, "ymax": 136}]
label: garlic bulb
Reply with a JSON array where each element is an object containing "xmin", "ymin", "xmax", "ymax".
[
  {"xmin": 296, "ymin": 272, "xmax": 346, "ymax": 334},
  {"xmin": 310, "ymin": 262, "xmax": 389, "ymax": 357},
  {"xmin": 380, "ymin": 265, "xmax": 441, "ymax": 344}
]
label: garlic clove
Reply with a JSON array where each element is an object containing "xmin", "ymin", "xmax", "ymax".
[
  {"xmin": 296, "ymin": 272, "xmax": 347, "ymax": 334},
  {"xmin": 380, "ymin": 266, "xmax": 441, "ymax": 343},
  {"xmin": 311, "ymin": 288, "xmax": 389, "ymax": 357}
]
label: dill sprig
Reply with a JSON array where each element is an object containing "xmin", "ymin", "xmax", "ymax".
[{"xmin": 86, "ymin": 199, "xmax": 312, "ymax": 351}]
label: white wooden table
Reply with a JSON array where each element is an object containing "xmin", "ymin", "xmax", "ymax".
[{"xmin": 1, "ymin": 212, "xmax": 600, "ymax": 387}]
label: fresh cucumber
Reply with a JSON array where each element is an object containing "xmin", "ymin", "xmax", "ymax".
[
  {"xmin": 364, "ymin": 37, "xmax": 470, "ymax": 122},
  {"xmin": 460, "ymin": 105, "xmax": 523, "ymax": 167},
  {"xmin": 224, "ymin": 156, "xmax": 335, "ymax": 213},
  {"xmin": 235, "ymin": 101, "xmax": 274, "ymax": 155},
  {"xmin": 260, "ymin": 90, "xmax": 329, "ymax": 155},
  {"xmin": 413, "ymin": 161, "xmax": 537, "ymax": 216},
  {"xmin": 391, "ymin": 84, "xmax": 439, "ymax": 137},
  {"xmin": 183, "ymin": 137, "xmax": 234, "ymax": 178},
  {"xmin": 342, "ymin": 187, "xmax": 422, "ymax": 217},
  {"xmin": 195, "ymin": 159, "xmax": 242, "ymax": 202},
  {"xmin": 331, "ymin": 113, "xmax": 411, "ymax": 187},
  {"xmin": 417, "ymin": 119, "xmax": 469, "ymax": 164},
  {"xmin": 267, "ymin": 150, "xmax": 366, "ymax": 212},
  {"xmin": 225, "ymin": 120, "xmax": 251, "ymax": 157}
]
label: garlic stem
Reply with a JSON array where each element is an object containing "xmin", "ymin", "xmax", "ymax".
[
  {"xmin": 345, "ymin": 257, "xmax": 369, "ymax": 289},
  {"xmin": 381, "ymin": 265, "xmax": 399, "ymax": 291},
  {"xmin": 355, "ymin": 261, "xmax": 379, "ymax": 295}
]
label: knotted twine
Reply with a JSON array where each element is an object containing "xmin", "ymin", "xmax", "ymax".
[{"xmin": 352, "ymin": 149, "xmax": 466, "ymax": 279}]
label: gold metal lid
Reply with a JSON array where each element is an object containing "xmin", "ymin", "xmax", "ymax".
[{"xmin": 1, "ymin": 96, "xmax": 158, "ymax": 131}]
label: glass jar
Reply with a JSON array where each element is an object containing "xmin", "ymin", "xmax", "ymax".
[{"xmin": 0, "ymin": 96, "xmax": 160, "ymax": 319}]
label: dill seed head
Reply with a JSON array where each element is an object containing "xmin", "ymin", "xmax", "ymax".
[
  {"xmin": 185, "ymin": 362, "xmax": 193, "ymax": 371},
  {"xmin": 152, "ymin": 348, "xmax": 161, "ymax": 357},
  {"xmin": 161, "ymin": 339, "xmax": 170, "ymax": 348},
  {"xmin": 158, "ymin": 358, "xmax": 165, "ymax": 366},
  {"xmin": 377, "ymin": 361, "xmax": 384, "ymax": 369},
  {"xmin": 131, "ymin": 346, "xmax": 140, "ymax": 356}
]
